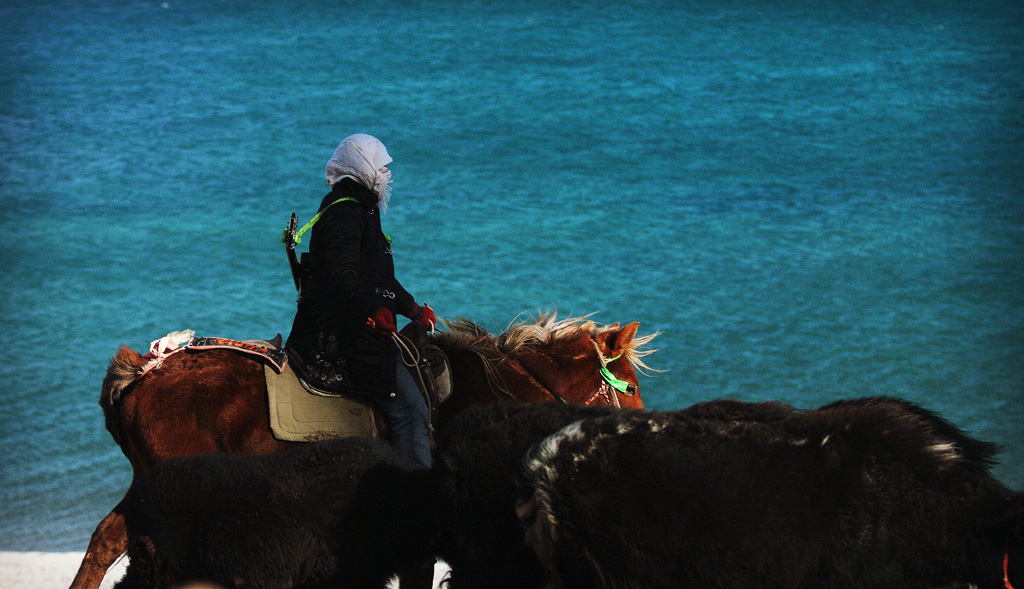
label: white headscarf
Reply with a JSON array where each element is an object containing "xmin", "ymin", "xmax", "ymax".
[{"xmin": 324, "ymin": 134, "xmax": 394, "ymax": 212}]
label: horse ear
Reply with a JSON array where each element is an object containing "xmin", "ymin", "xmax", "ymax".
[{"xmin": 598, "ymin": 322, "xmax": 640, "ymax": 357}]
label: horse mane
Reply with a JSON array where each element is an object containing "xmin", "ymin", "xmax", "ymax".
[{"xmin": 433, "ymin": 311, "xmax": 658, "ymax": 373}]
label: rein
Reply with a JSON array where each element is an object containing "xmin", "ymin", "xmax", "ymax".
[
  {"xmin": 505, "ymin": 339, "xmax": 632, "ymax": 407},
  {"xmin": 509, "ymin": 355, "xmax": 569, "ymax": 405},
  {"xmin": 388, "ymin": 328, "xmax": 440, "ymax": 422},
  {"xmin": 390, "ymin": 331, "xmax": 422, "ymax": 369}
]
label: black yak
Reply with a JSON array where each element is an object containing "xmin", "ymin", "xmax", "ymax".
[
  {"xmin": 434, "ymin": 402, "xmax": 636, "ymax": 588},
  {"xmin": 518, "ymin": 397, "xmax": 1023, "ymax": 589},
  {"xmin": 114, "ymin": 436, "xmax": 439, "ymax": 589}
]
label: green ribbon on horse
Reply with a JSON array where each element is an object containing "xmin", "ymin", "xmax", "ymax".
[{"xmin": 600, "ymin": 354, "xmax": 632, "ymax": 393}]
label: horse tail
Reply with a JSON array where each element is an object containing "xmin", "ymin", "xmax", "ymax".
[
  {"xmin": 99, "ymin": 346, "xmax": 146, "ymax": 451},
  {"xmin": 101, "ymin": 345, "xmax": 145, "ymax": 406}
]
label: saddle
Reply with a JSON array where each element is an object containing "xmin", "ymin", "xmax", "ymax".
[
  {"xmin": 155, "ymin": 329, "xmax": 450, "ymax": 442},
  {"xmin": 393, "ymin": 321, "xmax": 453, "ymax": 410},
  {"xmin": 286, "ymin": 323, "xmax": 450, "ymax": 408},
  {"xmin": 276, "ymin": 322, "xmax": 451, "ymax": 442}
]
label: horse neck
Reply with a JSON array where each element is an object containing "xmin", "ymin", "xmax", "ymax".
[{"xmin": 431, "ymin": 340, "xmax": 501, "ymax": 427}]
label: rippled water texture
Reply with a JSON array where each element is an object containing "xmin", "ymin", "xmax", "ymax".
[{"xmin": 1, "ymin": 0, "xmax": 1021, "ymax": 550}]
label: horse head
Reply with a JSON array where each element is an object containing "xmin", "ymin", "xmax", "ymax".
[{"xmin": 435, "ymin": 313, "xmax": 657, "ymax": 410}]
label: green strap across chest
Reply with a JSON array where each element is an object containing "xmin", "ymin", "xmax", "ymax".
[{"xmin": 293, "ymin": 197, "xmax": 357, "ymax": 244}]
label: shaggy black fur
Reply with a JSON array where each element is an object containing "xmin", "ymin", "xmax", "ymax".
[
  {"xmin": 114, "ymin": 437, "xmax": 439, "ymax": 589},
  {"xmin": 112, "ymin": 398, "xmax": 1021, "ymax": 589},
  {"xmin": 433, "ymin": 402, "xmax": 636, "ymax": 588},
  {"xmin": 520, "ymin": 396, "xmax": 1023, "ymax": 589}
]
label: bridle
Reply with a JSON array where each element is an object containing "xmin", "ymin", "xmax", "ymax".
[
  {"xmin": 583, "ymin": 379, "xmax": 620, "ymax": 407},
  {"xmin": 508, "ymin": 338, "xmax": 636, "ymax": 408}
]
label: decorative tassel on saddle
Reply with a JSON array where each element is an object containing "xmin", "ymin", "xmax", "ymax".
[{"xmin": 139, "ymin": 329, "xmax": 195, "ymax": 376}]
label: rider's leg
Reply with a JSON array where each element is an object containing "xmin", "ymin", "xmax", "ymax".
[{"xmin": 376, "ymin": 359, "xmax": 432, "ymax": 469}]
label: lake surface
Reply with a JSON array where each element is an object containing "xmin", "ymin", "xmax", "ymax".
[{"xmin": 1, "ymin": 0, "xmax": 1021, "ymax": 551}]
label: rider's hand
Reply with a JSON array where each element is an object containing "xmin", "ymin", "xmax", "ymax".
[
  {"xmin": 408, "ymin": 303, "xmax": 437, "ymax": 330},
  {"xmin": 419, "ymin": 304, "xmax": 437, "ymax": 330},
  {"xmin": 367, "ymin": 308, "xmax": 397, "ymax": 335}
]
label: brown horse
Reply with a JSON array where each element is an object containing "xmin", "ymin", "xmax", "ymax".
[{"xmin": 72, "ymin": 313, "xmax": 656, "ymax": 589}]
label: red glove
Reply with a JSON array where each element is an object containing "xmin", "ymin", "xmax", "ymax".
[
  {"xmin": 409, "ymin": 303, "xmax": 437, "ymax": 330},
  {"xmin": 367, "ymin": 308, "xmax": 397, "ymax": 335}
]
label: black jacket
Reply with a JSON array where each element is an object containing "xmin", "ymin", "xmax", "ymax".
[{"xmin": 287, "ymin": 178, "xmax": 415, "ymax": 398}]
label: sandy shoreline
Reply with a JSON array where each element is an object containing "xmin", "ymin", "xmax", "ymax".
[
  {"xmin": 0, "ymin": 552, "xmax": 127, "ymax": 589},
  {"xmin": 0, "ymin": 552, "xmax": 449, "ymax": 589}
]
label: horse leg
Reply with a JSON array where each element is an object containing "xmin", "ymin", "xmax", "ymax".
[{"xmin": 69, "ymin": 498, "xmax": 127, "ymax": 589}]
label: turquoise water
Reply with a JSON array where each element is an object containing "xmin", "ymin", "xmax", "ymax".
[{"xmin": 1, "ymin": 0, "xmax": 1021, "ymax": 551}]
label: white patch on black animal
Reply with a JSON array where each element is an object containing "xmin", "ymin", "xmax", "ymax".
[
  {"xmin": 929, "ymin": 442, "xmax": 960, "ymax": 462},
  {"xmin": 525, "ymin": 420, "xmax": 586, "ymax": 486}
]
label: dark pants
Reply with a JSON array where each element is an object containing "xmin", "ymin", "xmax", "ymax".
[{"xmin": 376, "ymin": 359, "xmax": 432, "ymax": 469}]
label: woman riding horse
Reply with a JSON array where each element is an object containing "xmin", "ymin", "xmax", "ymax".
[
  {"xmin": 74, "ymin": 313, "xmax": 654, "ymax": 589},
  {"xmin": 287, "ymin": 133, "xmax": 436, "ymax": 469}
]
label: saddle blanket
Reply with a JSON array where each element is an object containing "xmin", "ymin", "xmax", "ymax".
[
  {"xmin": 140, "ymin": 331, "xmax": 288, "ymax": 376},
  {"xmin": 188, "ymin": 336, "xmax": 288, "ymax": 372},
  {"xmin": 140, "ymin": 330, "xmax": 377, "ymax": 442},
  {"xmin": 263, "ymin": 363, "xmax": 378, "ymax": 442}
]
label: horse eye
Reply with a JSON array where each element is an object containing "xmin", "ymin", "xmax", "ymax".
[{"xmin": 626, "ymin": 384, "xmax": 637, "ymax": 395}]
